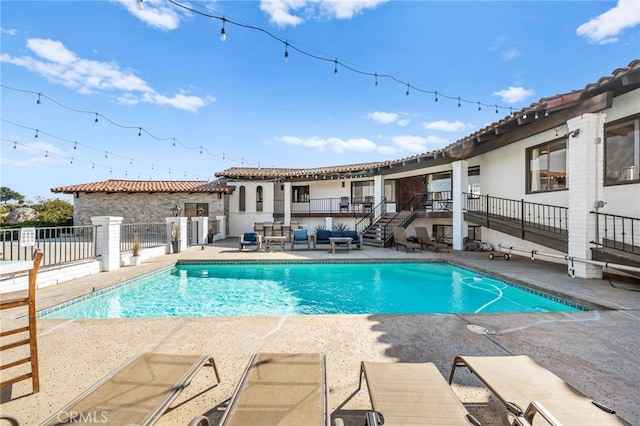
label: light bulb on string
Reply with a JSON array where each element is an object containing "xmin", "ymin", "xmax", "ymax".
[
  {"xmin": 284, "ymin": 42, "xmax": 289, "ymax": 60},
  {"xmin": 70, "ymin": 157, "xmax": 74, "ymax": 164},
  {"xmin": 374, "ymin": 73, "xmax": 378, "ymax": 87},
  {"xmin": 406, "ymin": 83, "xmax": 410, "ymax": 96},
  {"xmin": 523, "ymin": 112, "xmax": 528, "ymax": 119},
  {"xmin": 45, "ymin": 150, "xmax": 48, "ymax": 158},
  {"xmin": 94, "ymin": 113, "xmax": 99, "ymax": 123},
  {"xmin": 92, "ymin": 163, "xmax": 95, "ymax": 169},
  {"xmin": 458, "ymin": 97, "xmax": 461, "ymax": 107},
  {"xmin": 477, "ymin": 102, "xmax": 481, "ymax": 111},
  {"xmin": 220, "ymin": 18, "xmax": 227, "ymax": 41},
  {"xmin": 200, "ymin": 146, "xmax": 203, "ymax": 154},
  {"xmin": 34, "ymin": 129, "xmax": 39, "ymax": 138},
  {"xmin": 495, "ymin": 105, "xmax": 499, "ymax": 114},
  {"xmin": 544, "ymin": 109, "xmax": 549, "ymax": 117},
  {"xmin": 13, "ymin": 142, "xmax": 17, "ymax": 149},
  {"xmin": 434, "ymin": 91, "xmax": 438, "ymax": 102},
  {"xmin": 130, "ymin": 158, "xmax": 133, "ymax": 165},
  {"xmin": 172, "ymin": 138, "xmax": 176, "ymax": 147},
  {"xmin": 105, "ymin": 151, "xmax": 108, "ymax": 158},
  {"xmin": 73, "ymin": 142, "xmax": 77, "ymax": 150},
  {"xmin": 534, "ymin": 111, "xmax": 539, "ymax": 119},
  {"xmin": 333, "ymin": 60, "xmax": 338, "ymax": 75},
  {"xmin": 138, "ymin": 127, "xmax": 142, "ymax": 136},
  {"xmin": 36, "ymin": 93, "xmax": 41, "ymax": 105}
]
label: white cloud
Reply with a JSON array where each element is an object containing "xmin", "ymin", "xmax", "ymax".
[
  {"xmin": 1, "ymin": 28, "xmax": 17, "ymax": 36},
  {"xmin": 577, "ymin": 0, "xmax": 640, "ymax": 44},
  {"xmin": 276, "ymin": 135, "xmax": 377, "ymax": 153},
  {"xmin": 113, "ymin": 0, "xmax": 183, "ymax": 31},
  {"xmin": 391, "ymin": 135, "xmax": 428, "ymax": 152},
  {"xmin": 367, "ymin": 111, "xmax": 398, "ymax": 124},
  {"xmin": 502, "ymin": 48, "xmax": 521, "ymax": 61},
  {"xmin": 493, "ymin": 86, "xmax": 535, "ymax": 104},
  {"xmin": 260, "ymin": 0, "xmax": 388, "ymax": 27},
  {"xmin": 1, "ymin": 38, "xmax": 209, "ymax": 112},
  {"xmin": 422, "ymin": 120, "xmax": 471, "ymax": 132},
  {"xmin": 377, "ymin": 145, "xmax": 401, "ymax": 155},
  {"xmin": 396, "ymin": 118, "xmax": 410, "ymax": 126}
]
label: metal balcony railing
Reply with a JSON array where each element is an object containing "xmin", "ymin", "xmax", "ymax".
[{"xmin": 592, "ymin": 211, "xmax": 640, "ymax": 255}]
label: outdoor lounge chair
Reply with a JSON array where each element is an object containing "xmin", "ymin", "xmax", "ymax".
[
  {"xmin": 239, "ymin": 232, "xmax": 261, "ymax": 251},
  {"xmin": 392, "ymin": 227, "xmax": 422, "ymax": 252},
  {"xmin": 358, "ymin": 361, "xmax": 480, "ymax": 426},
  {"xmin": 218, "ymin": 352, "xmax": 330, "ymax": 426},
  {"xmin": 290, "ymin": 228, "xmax": 314, "ymax": 250},
  {"xmin": 449, "ymin": 355, "xmax": 627, "ymax": 425},
  {"xmin": 41, "ymin": 353, "xmax": 220, "ymax": 426},
  {"xmin": 415, "ymin": 226, "xmax": 450, "ymax": 253}
]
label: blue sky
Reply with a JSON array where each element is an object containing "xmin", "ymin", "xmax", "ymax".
[{"xmin": 1, "ymin": 0, "xmax": 639, "ymax": 202}]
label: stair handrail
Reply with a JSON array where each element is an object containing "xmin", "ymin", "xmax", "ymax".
[
  {"xmin": 355, "ymin": 196, "xmax": 387, "ymax": 234},
  {"xmin": 590, "ymin": 210, "xmax": 640, "ymax": 255}
]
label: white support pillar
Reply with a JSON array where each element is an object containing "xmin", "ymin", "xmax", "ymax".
[
  {"xmin": 215, "ymin": 215, "xmax": 226, "ymax": 240},
  {"xmin": 91, "ymin": 216, "xmax": 123, "ymax": 272},
  {"xmin": 374, "ymin": 174, "xmax": 384, "ymax": 216},
  {"xmin": 567, "ymin": 113, "xmax": 606, "ymax": 279},
  {"xmin": 191, "ymin": 216, "xmax": 208, "ymax": 245},
  {"xmin": 283, "ymin": 182, "xmax": 292, "ymax": 226},
  {"xmin": 452, "ymin": 160, "xmax": 469, "ymax": 251}
]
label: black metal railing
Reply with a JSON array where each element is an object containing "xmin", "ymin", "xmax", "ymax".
[
  {"xmin": 275, "ymin": 197, "xmax": 378, "ymax": 216},
  {"xmin": 408, "ymin": 191, "xmax": 453, "ymax": 212},
  {"xmin": 355, "ymin": 197, "xmax": 387, "ymax": 235},
  {"xmin": 591, "ymin": 211, "xmax": 639, "ymax": 254},
  {"xmin": 1, "ymin": 225, "xmax": 98, "ymax": 267},
  {"xmin": 120, "ymin": 223, "xmax": 168, "ymax": 252},
  {"xmin": 464, "ymin": 193, "xmax": 568, "ymax": 235}
]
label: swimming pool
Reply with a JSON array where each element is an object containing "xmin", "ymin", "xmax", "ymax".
[{"xmin": 40, "ymin": 262, "xmax": 583, "ymax": 318}]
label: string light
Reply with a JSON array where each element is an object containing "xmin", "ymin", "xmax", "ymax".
[
  {"xmin": 166, "ymin": 0, "xmax": 517, "ymax": 115},
  {"xmin": 138, "ymin": 127, "xmax": 142, "ymax": 136},
  {"xmin": 70, "ymin": 157, "xmax": 74, "ymax": 164},
  {"xmin": 434, "ymin": 91, "xmax": 438, "ymax": 102},
  {"xmin": 34, "ymin": 129, "xmax": 39, "ymax": 138},
  {"xmin": 406, "ymin": 83, "xmax": 410, "ymax": 96},
  {"xmin": 94, "ymin": 113, "xmax": 99, "ymax": 123},
  {"xmin": 477, "ymin": 102, "xmax": 481, "ymax": 111},
  {"xmin": 495, "ymin": 105, "xmax": 498, "ymax": 114},
  {"xmin": 534, "ymin": 111, "xmax": 539, "ymax": 119},
  {"xmin": 220, "ymin": 17, "xmax": 227, "ymax": 41},
  {"xmin": 36, "ymin": 93, "xmax": 41, "ymax": 105},
  {"xmin": 284, "ymin": 42, "xmax": 289, "ymax": 60},
  {"xmin": 374, "ymin": 73, "xmax": 378, "ymax": 87},
  {"xmin": 13, "ymin": 141, "xmax": 17, "ymax": 149}
]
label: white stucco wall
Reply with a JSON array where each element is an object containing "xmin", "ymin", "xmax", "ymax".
[{"xmin": 228, "ymin": 181, "xmax": 275, "ymax": 236}]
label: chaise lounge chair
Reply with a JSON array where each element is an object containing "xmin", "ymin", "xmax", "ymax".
[
  {"xmin": 415, "ymin": 226, "xmax": 450, "ymax": 253},
  {"xmin": 392, "ymin": 227, "xmax": 422, "ymax": 252},
  {"xmin": 449, "ymin": 355, "xmax": 627, "ymax": 425},
  {"xmin": 218, "ymin": 352, "xmax": 330, "ymax": 426},
  {"xmin": 41, "ymin": 353, "xmax": 220, "ymax": 426},
  {"xmin": 358, "ymin": 361, "xmax": 480, "ymax": 425}
]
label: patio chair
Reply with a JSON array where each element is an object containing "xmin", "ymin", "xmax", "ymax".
[
  {"xmin": 392, "ymin": 227, "xmax": 422, "ymax": 252},
  {"xmin": 254, "ymin": 222, "xmax": 264, "ymax": 237},
  {"xmin": 415, "ymin": 226, "xmax": 450, "ymax": 253},
  {"xmin": 290, "ymin": 228, "xmax": 314, "ymax": 250},
  {"xmin": 272, "ymin": 222, "xmax": 283, "ymax": 236},
  {"xmin": 449, "ymin": 355, "xmax": 626, "ymax": 425},
  {"xmin": 218, "ymin": 353, "xmax": 330, "ymax": 426},
  {"xmin": 41, "ymin": 353, "xmax": 220, "ymax": 426},
  {"xmin": 339, "ymin": 196, "xmax": 349, "ymax": 212},
  {"xmin": 239, "ymin": 232, "xmax": 262, "ymax": 251},
  {"xmin": 358, "ymin": 361, "xmax": 480, "ymax": 426}
]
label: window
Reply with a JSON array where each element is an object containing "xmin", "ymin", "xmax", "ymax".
[
  {"xmin": 351, "ymin": 180, "xmax": 374, "ymax": 204},
  {"xmin": 256, "ymin": 186, "xmax": 263, "ymax": 212},
  {"xmin": 384, "ymin": 180, "xmax": 396, "ymax": 202},
  {"xmin": 239, "ymin": 186, "xmax": 246, "ymax": 212},
  {"xmin": 468, "ymin": 166, "xmax": 480, "ymax": 196},
  {"xmin": 527, "ymin": 139, "xmax": 567, "ymax": 193},
  {"xmin": 292, "ymin": 185, "xmax": 310, "ymax": 202},
  {"xmin": 605, "ymin": 115, "xmax": 640, "ymax": 185},
  {"xmin": 184, "ymin": 203, "xmax": 209, "ymax": 218}
]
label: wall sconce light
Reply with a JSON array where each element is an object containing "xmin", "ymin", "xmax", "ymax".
[
  {"xmin": 170, "ymin": 205, "xmax": 181, "ymax": 217},
  {"xmin": 571, "ymin": 129, "xmax": 580, "ymax": 138},
  {"xmin": 196, "ymin": 206, "xmax": 204, "ymax": 217}
]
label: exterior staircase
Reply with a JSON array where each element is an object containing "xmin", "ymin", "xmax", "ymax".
[{"xmin": 362, "ymin": 211, "xmax": 414, "ymax": 248}]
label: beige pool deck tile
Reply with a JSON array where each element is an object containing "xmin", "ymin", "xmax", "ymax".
[{"xmin": 1, "ymin": 239, "xmax": 639, "ymax": 425}]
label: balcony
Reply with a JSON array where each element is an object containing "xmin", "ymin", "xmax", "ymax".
[{"xmin": 274, "ymin": 197, "xmax": 376, "ymax": 217}]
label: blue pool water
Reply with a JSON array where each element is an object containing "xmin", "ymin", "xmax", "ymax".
[{"xmin": 41, "ymin": 262, "xmax": 582, "ymax": 319}]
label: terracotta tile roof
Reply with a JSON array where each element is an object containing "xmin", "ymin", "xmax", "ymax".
[
  {"xmin": 216, "ymin": 61, "xmax": 639, "ymax": 180},
  {"xmin": 50, "ymin": 179, "xmax": 234, "ymax": 194}
]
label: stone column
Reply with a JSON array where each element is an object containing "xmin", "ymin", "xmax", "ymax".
[
  {"xmin": 166, "ymin": 217, "xmax": 187, "ymax": 252},
  {"xmin": 452, "ymin": 160, "xmax": 469, "ymax": 251},
  {"xmin": 567, "ymin": 112, "xmax": 606, "ymax": 278},
  {"xmin": 283, "ymin": 182, "xmax": 292, "ymax": 226},
  {"xmin": 91, "ymin": 216, "xmax": 123, "ymax": 272}
]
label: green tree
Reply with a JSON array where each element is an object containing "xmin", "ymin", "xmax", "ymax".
[
  {"xmin": 32, "ymin": 197, "xmax": 73, "ymax": 225},
  {"xmin": 0, "ymin": 187, "xmax": 24, "ymax": 204}
]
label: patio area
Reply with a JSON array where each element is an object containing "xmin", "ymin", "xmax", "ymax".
[{"xmin": 1, "ymin": 239, "xmax": 639, "ymax": 425}]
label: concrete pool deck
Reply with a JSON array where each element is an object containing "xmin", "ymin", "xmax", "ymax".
[{"xmin": 1, "ymin": 239, "xmax": 639, "ymax": 425}]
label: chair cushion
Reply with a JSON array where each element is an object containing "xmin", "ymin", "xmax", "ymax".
[
  {"xmin": 330, "ymin": 231, "xmax": 344, "ymax": 238},
  {"xmin": 243, "ymin": 233, "xmax": 257, "ymax": 242},
  {"xmin": 317, "ymin": 229, "xmax": 331, "ymax": 241},
  {"xmin": 344, "ymin": 230, "xmax": 358, "ymax": 241},
  {"xmin": 293, "ymin": 229, "xmax": 308, "ymax": 241}
]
